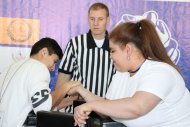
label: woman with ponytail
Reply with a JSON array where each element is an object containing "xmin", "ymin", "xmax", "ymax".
[{"xmin": 68, "ymin": 19, "xmax": 190, "ymax": 127}]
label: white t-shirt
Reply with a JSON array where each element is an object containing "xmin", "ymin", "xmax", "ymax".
[
  {"xmin": 0, "ymin": 58, "xmax": 52, "ymax": 127},
  {"xmin": 106, "ymin": 60, "xmax": 190, "ymax": 127},
  {"xmin": 94, "ymin": 38, "xmax": 104, "ymax": 48}
]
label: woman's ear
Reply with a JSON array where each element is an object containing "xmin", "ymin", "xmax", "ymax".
[{"xmin": 124, "ymin": 43, "xmax": 133, "ymax": 55}]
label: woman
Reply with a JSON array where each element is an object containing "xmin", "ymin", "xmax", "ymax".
[{"xmin": 68, "ymin": 19, "xmax": 190, "ymax": 127}]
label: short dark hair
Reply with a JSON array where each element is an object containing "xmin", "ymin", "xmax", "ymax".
[
  {"xmin": 88, "ymin": 2, "xmax": 109, "ymax": 17},
  {"xmin": 30, "ymin": 37, "xmax": 63, "ymax": 59}
]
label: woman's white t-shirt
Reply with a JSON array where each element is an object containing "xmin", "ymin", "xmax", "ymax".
[{"xmin": 106, "ymin": 60, "xmax": 190, "ymax": 127}]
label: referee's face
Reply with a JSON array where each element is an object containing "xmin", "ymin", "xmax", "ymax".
[{"xmin": 88, "ymin": 9, "xmax": 110, "ymax": 39}]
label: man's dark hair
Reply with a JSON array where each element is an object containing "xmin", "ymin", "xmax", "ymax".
[{"xmin": 30, "ymin": 37, "xmax": 63, "ymax": 59}]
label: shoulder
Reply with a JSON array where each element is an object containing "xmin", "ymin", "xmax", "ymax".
[
  {"xmin": 139, "ymin": 59, "xmax": 183, "ymax": 87},
  {"xmin": 68, "ymin": 33, "xmax": 88, "ymax": 49},
  {"xmin": 67, "ymin": 33, "xmax": 87, "ymax": 47},
  {"xmin": 71, "ymin": 33, "xmax": 87, "ymax": 41},
  {"xmin": 139, "ymin": 59, "xmax": 183, "ymax": 88},
  {"xmin": 27, "ymin": 59, "xmax": 49, "ymax": 78},
  {"xmin": 143, "ymin": 60, "xmax": 177, "ymax": 74},
  {"xmin": 28, "ymin": 59, "xmax": 47, "ymax": 70},
  {"xmin": 138, "ymin": 60, "xmax": 185, "ymax": 100}
]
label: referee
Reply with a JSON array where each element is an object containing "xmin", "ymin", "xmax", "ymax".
[{"xmin": 55, "ymin": 2, "xmax": 115, "ymax": 112}]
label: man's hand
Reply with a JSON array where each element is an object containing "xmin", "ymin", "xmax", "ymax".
[
  {"xmin": 56, "ymin": 95, "xmax": 78, "ymax": 110},
  {"xmin": 51, "ymin": 81, "xmax": 81, "ymax": 108}
]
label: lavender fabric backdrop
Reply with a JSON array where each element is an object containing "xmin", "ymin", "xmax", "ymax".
[{"xmin": 0, "ymin": 0, "xmax": 190, "ymax": 91}]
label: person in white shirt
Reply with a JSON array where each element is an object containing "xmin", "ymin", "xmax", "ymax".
[
  {"xmin": 67, "ymin": 19, "xmax": 190, "ymax": 127},
  {"xmin": 0, "ymin": 37, "xmax": 80, "ymax": 127}
]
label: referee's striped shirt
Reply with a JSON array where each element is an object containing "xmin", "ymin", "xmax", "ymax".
[{"xmin": 59, "ymin": 30, "xmax": 115, "ymax": 112}]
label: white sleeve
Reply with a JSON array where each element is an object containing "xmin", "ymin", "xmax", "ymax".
[
  {"xmin": 137, "ymin": 65, "xmax": 176, "ymax": 100},
  {"xmin": 27, "ymin": 63, "xmax": 52, "ymax": 113}
]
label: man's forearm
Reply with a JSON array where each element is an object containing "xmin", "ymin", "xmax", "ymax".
[
  {"xmin": 52, "ymin": 72, "xmax": 72, "ymax": 108},
  {"xmin": 55, "ymin": 72, "xmax": 71, "ymax": 88},
  {"xmin": 51, "ymin": 84, "xmax": 71, "ymax": 108},
  {"xmin": 57, "ymin": 95, "xmax": 78, "ymax": 110}
]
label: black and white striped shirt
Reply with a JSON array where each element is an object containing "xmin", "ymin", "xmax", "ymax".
[{"xmin": 59, "ymin": 30, "xmax": 115, "ymax": 112}]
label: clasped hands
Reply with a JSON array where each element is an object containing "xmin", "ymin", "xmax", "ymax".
[
  {"xmin": 58, "ymin": 82, "xmax": 92, "ymax": 126},
  {"xmin": 68, "ymin": 85, "xmax": 92, "ymax": 126}
]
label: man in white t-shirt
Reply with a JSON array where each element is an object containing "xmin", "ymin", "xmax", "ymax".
[{"xmin": 0, "ymin": 37, "xmax": 80, "ymax": 127}]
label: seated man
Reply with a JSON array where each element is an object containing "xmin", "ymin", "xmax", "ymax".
[{"xmin": 0, "ymin": 37, "xmax": 80, "ymax": 127}]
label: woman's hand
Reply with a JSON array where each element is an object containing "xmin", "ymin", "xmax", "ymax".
[
  {"xmin": 67, "ymin": 85, "xmax": 84, "ymax": 96},
  {"xmin": 64, "ymin": 81, "xmax": 82, "ymax": 90},
  {"xmin": 74, "ymin": 103, "xmax": 92, "ymax": 126}
]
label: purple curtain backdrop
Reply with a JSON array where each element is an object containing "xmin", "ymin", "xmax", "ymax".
[{"xmin": 0, "ymin": 0, "xmax": 190, "ymax": 91}]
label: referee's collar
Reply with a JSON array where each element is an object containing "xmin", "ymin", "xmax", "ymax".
[{"xmin": 87, "ymin": 30, "xmax": 109, "ymax": 51}]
